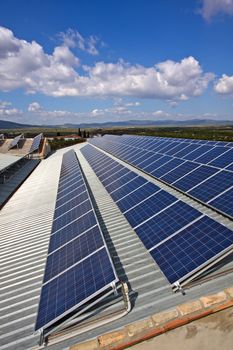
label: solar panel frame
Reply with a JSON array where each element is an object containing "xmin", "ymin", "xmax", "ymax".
[
  {"xmin": 35, "ymin": 149, "xmax": 119, "ymax": 332},
  {"xmin": 35, "ymin": 248, "xmax": 118, "ymax": 331}
]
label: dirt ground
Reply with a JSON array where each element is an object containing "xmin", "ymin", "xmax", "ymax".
[{"xmin": 131, "ymin": 307, "xmax": 233, "ymax": 350}]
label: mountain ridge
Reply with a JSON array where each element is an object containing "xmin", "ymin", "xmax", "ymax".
[{"xmin": 0, "ymin": 118, "xmax": 233, "ymax": 130}]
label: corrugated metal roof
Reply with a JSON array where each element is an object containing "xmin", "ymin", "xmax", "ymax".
[{"xmin": 1, "ymin": 143, "xmax": 233, "ymax": 350}]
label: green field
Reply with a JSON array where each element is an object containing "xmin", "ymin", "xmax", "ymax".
[{"xmin": 1, "ymin": 125, "xmax": 233, "ymax": 142}]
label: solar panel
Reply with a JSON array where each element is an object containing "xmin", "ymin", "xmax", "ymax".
[
  {"xmin": 209, "ymin": 188, "xmax": 233, "ymax": 218},
  {"xmin": 44, "ymin": 226, "xmax": 104, "ymax": 282},
  {"xmin": 173, "ymin": 165, "xmax": 219, "ymax": 192},
  {"xmin": 150, "ymin": 158, "xmax": 185, "ymax": 178},
  {"xmin": 8, "ymin": 134, "xmax": 23, "ymax": 149},
  {"xmin": 142, "ymin": 155, "xmax": 172, "ymax": 173},
  {"xmin": 208, "ymin": 149, "xmax": 233, "ymax": 168},
  {"xmin": 161, "ymin": 161, "xmax": 200, "ymax": 184},
  {"xmin": 150, "ymin": 216, "xmax": 233, "ymax": 285},
  {"xmin": 111, "ymin": 176, "xmax": 146, "ymax": 201},
  {"xmin": 30, "ymin": 133, "xmax": 43, "ymax": 153},
  {"xmin": 183, "ymin": 145, "xmax": 212, "ymax": 161},
  {"xmin": 117, "ymin": 181, "xmax": 159, "ymax": 212},
  {"xmin": 172, "ymin": 144, "xmax": 202, "ymax": 158},
  {"xmin": 188, "ymin": 170, "xmax": 233, "ymax": 203},
  {"xmin": 35, "ymin": 248, "xmax": 116, "ymax": 331},
  {"xmin": 35, "ymin": 149, "xmax": 118, "ymax": 332},
  {"xmin": 124, "ymin": 190, "xmax": 177, "ymax": 228},
  {"xmin": 84, "ymin": 142, "xmax": 233, "ymax": 288},
  {"xmin": 135, "ymin": 202, "xmax": 201, "ymax": 250},
  {"xmin": 88, "ymin": 136, "xmax": 233, "ymax": 219},
  {"xmin": 194, "ymin": 146, "xmax": 229, "ymax": 164}
]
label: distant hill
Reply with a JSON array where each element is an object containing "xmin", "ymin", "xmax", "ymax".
[
  {"xmin": 0, "ymin": 118, "xmax": 233, "ymax": 130},
  {"xmin": 0, "ymin": 120, "xmax": 36, "ymax": 129},
  {"xmin": 64, "ymin": 119, "xmax": 233, "ymax": 128}
]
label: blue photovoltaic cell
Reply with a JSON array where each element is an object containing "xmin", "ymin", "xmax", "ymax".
[
  {"xmin": 125, "ymin": 190, "xmax": 176, "ymax": 228},
  {"xmin": 209, "ymin": 188, "xmax": 233, "ymax": 218},
  {"xmin": 160, "ymin": 161, "xmax": 200, "ymax": 184},
  {"xmin": 56, "ymin": 184, "xmax": 86, "ymax": 207},
  {"xmin": 166, "ymin": 142, "xmax": 190, "ymax": 156},
  {"xmin": 226, "ymin": 163, "xmax": 233, "ymax": 171},
  {"xmin": 183, "ymin": 145, "xmax": 212, "ymax": 161},
  {"xmin": 150, "ymin": 216, "xmax": 233, "ymax": 284},
  {"xmin": 44, "ymin": 226, "xmax": 104, "ymax": 282},
  {"xmin": 136, "ymin": 154, "xmax": 164, "ymax": 170},
  {"xmin": 58, "ymin": 176, "xmax": 83, "ymax": 193},
  {"xmin": 54, "ymin": 191, "xmax": 88, "ymax": 218},
  {"xmin": 158, "ymin": 142, "xmax": 178, "ymax": 154},
  {"xmin": 142, "ymin": 155, "xmax": 172, "ymax": 172},
  {"xmin": 102, "ymin": 168, "xmax": 129, "ymax": 186},
  {"xmin": 126, "ymin": 149, "xmax": 147, "ymax": 162},
  {"xmin": 57, "ymin": 179, "xmax": 83, "ymax": 198},
  {"xmin": 57, "ymin": 177, "xmax": 83, "ymax": 199},
  {"xmin": 130, "ymin": 151, "xmax": 154, "ymax": 167},
  {"xmin": 135, "ymin": 202, "xmax": 201, "ymax": 250},
  {"xmin": 174, "ymin": 144, "xmax": 202, "ymax": 158},
  {"xmin": 59, "ymin": 168, "xmax": 81, "ymax": 183},
  {"xmin": 194, "ymin": 147, "xmax": 228, "ymax": 164},
  {"xmin": 111, "ymin": 176, "xmax": 146, "ymax": 201},
  {"xmin": 52, "ymin": 201, "xmax": 92, "ymax": 232},
  {"xmin": 30, "ymin": 133, "xmax": 42, "ymax": 153},
  {"xmin": 98, "ymin": 162, "xmax": 121, "ymax": 179},
  {"xmin": 35, "ymin": 248, "xmax": 116, "ymax": 330},
  {"xmin": 173, "ymin": 165, "xmax": 218, "ymax": 192},
  {"xmin": 188, "ymin": 170, "xmax": 233, "ymax": 202},
  {"xmin": 117, "ymin": 182, "xmax": 160, "ymax": 212},
  {"xmin": 49, "ymin": 209, "xmax": 97, "ymax": 253},
  {"xmin": 107, "ymin": 172, "xmax": 138, "ymax": 193},
  {"xmin": 150, "ymin": 158, "xmax": 184, "ymax": 178},
  {"xmin": 208, "ymin": 149, "xmax": 233, "ymax": 169}
]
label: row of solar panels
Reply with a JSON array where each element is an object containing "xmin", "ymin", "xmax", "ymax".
[
  {"xmin": 89, "ymin": 135, "xmax": 233, "ymax": 219},
  {"xmin": 6, "ymin": 133, "xmax": 43, "ymax": 152},
  {"xmin": 35, "ymin": 150, "xmax": 118, "ymax": 332},
  {"xmin": 105, "ymin": 134, "xmax": 233, "ymax": 148},
  {"xmin": 81, "ymin": 144, "xmax": 233, "ymax": 291}
]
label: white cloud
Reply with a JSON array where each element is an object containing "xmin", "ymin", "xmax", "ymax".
[
  {"xmin": 0, "ymin": 26, "xmax": 214, "ymax": 101},
  {"xmin": 0, "ymin": 100, "xmax": 22, "ymax": 118},
  {"xmin": 28, "ymin": 102, "xmax": 43, "ymax": 112},
  {"xmin": 0, "ymin": 100, "xmax": 232, "ymax": 125},
  {"xmin": 200, "ymin": 0, "xmax": 233, "ymax": 20},
  {"xmin": 214, "ymin": 74, "xmax": 233, "ymax": 94},
  {"xmin": 58, "ymin": 28, "xmax": 101, "ymax": 55}
]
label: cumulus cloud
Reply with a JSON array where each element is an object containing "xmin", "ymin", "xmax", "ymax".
[
  {"xmin": 214, "ymin": 74, "xmax": 233, "ymax": 94},
  {"xmin": 0, "ymin": 100, "xmax": 22, "ymax": 118},
  {"xmin": 200, "ymin": 0, "xmax": 233, "ymax": 20},
  {"xmin": 28, "ymin": 102, "xmax": 43, "ymax": 112},
  {"xmin": 0, "ymin": 26, "xmax": 214, "ymax": 101}
]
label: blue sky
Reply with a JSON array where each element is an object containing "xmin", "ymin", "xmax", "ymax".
[{"xmin": 0, "ymin": 0, "xmax": 233, "ymax": 125}]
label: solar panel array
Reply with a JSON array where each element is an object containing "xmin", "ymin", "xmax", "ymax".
[
  {"xmin": 30, "ymin": 133, "xmax": 43, "ymax": 153},
  {"xmin": 8, "ymin": 134, "xmax": 23, "ymax": 149},
  {"xmin": 89, "ymin": 135, "xmax": 233, "ymax": 219},
  {"xmin": 35, "ymin": 149, "xmax": 118, "ymax": 331},
  {"xmin": 81, "ymin": 144, "xmax": 233, "ymax": 288}
]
